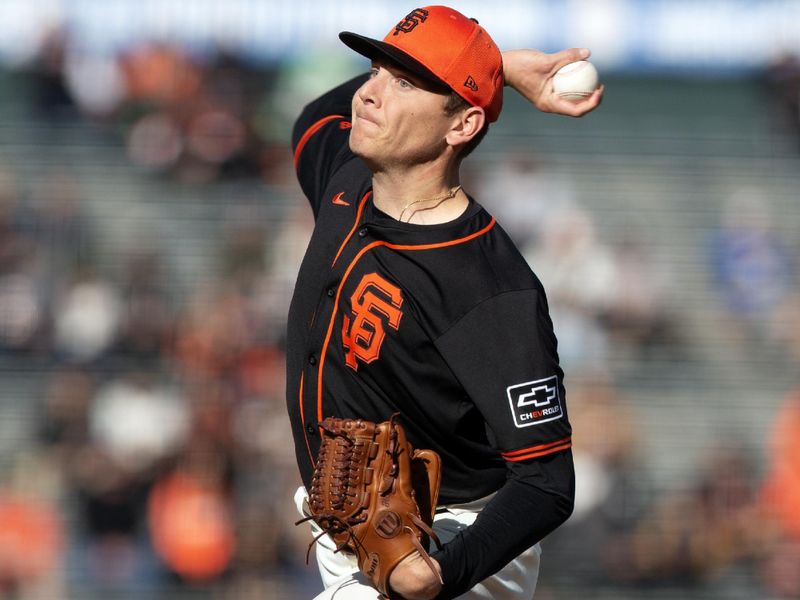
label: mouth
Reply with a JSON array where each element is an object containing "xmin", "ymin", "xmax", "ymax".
[{"xmin": 354, "ymin": 111, "xmax": 379, "ymax": 128}]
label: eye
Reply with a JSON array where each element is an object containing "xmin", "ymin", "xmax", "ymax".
[
  {"xmin": 397, "ymin": 78, "xmax": 413, "ymax": 89},
  {"xmin": 369, "ymin": 67, "xmax": 379, "ymax": 78}
]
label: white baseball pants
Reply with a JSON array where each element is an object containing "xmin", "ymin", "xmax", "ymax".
[{"xmin": 294, "ymin": 486, "xmax": 541, "ymax": 600}]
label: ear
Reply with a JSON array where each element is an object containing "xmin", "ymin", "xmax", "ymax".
[{"xmin": 445, "ymin": 106, "xmax": 485, "ymax": 149}]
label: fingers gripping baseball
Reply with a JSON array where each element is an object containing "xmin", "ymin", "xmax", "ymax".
[{"xmin": 502, "ymin": 48, "xmax": 604, "ymax": 117}]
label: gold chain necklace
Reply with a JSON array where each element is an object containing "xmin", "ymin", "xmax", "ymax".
[{"xmin": 398, "ymin": 185, "xmax": 462, "ymax": 223}]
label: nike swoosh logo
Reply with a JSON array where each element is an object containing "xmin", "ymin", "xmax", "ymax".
[{"xmin": 332, "ymin": 192, "xmax": 350, "ymax": 206}]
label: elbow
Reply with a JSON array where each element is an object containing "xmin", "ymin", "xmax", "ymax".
[
  {"xmin": 550, "ymin": 449, "xmax": 575, "ymax": 526},
  {"xmin": 557, "ymin": 450, "xmax": 576, "ymax": 523},
  {"xmin": 555, "ymin": 487, "xmax": 575, "ymax": 526}
]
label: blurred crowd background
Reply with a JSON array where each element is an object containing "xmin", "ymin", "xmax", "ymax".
[{"xmin": 0, "ymin": 1, "xmax": 799, "ymax": 599}]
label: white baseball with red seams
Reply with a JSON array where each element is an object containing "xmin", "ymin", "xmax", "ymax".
[{"xmin": 552, "ymin": 60, "xmax": 599, "ymax": 100}]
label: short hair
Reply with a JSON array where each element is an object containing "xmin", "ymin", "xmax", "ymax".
[{"xmin": 443, "ymin": 91, "xmax": 489, "ymax": 161}]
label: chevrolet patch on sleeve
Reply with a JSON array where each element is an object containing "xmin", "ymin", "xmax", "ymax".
[{"xmin": 507, "ymin": 375, "xmax": 563, "ymax": 428}]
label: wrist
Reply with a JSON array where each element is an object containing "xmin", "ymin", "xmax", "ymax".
[
  {"xmin": 389, "ymin": 553, "xmax": 443, "ymax": 600},
  {"xmin": 500, "ymin": 49, "xmax": 519, "ymax": 88}
]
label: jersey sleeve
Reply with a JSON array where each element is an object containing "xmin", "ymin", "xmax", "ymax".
[
  {"xmin": 291, "ymin": 74, "xmax": 368, "ymax": 218},
  {"xmin": 432, "ymin": 288, "xmax": 574, "ymax": 597},
  {"xmin": 431, "ymin": 451, "xmax": 574, "ymax": 599},
  {"xmin": 435, "ymin": 288, "xmax": 571, "ymax": 459}
]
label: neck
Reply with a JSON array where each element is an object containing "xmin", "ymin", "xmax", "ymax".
[{"xmin": 371, "ymin": 162, "xmax": 467, "ymax": 225}]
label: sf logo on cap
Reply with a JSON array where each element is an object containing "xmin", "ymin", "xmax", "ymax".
[{"xmin": 393, "ymin": 8, "xmax": 428, "ymax": 35}]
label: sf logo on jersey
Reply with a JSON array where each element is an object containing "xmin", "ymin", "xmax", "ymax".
[
  {"xmin": 507, "ymin": 375, "xmax": 563, "ymax": 428},
  {"xmin": 342, "ymin": 273, "xmax": 404, "ymax": 370}
]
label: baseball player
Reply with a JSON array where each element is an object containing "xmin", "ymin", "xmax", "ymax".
[{"xmin": 287, "ymin": 6, "xmax": 603, "ymax": 599}]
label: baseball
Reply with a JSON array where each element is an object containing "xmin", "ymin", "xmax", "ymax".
[{"xmin": 552, "ymin": 60, "xmax": 600, "ymax": 101}]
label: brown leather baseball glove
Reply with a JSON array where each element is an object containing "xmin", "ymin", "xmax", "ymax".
[{"xmin": 298, "ymin": 414, "xmax": 442, "ymax": 599}]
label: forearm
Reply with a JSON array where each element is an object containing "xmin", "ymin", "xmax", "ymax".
[{"xmin": 432, "ymin": 451, "xmax": 575, "ymax": 599}]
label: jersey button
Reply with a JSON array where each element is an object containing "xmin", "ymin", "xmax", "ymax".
[
  {"xmin": 358, "ymin": 227, "xmax": 368, "ymax": 238},
  {"xmin": 326, "ymin": 288, "xmax": 335, "ymax": 298},
  {"xmin": 306, "ymin": 423, "xmax": 316, "ymax": 435},
  {"xmin": 308, "ymin": 354, "xmax": 317, "ymax": 366}
]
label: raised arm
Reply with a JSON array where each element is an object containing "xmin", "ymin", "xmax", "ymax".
[{"xmin": 502, "ymin": 48, "xmax": 604, "ymax": 117}]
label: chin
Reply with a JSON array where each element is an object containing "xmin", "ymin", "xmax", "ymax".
[{"xmin": 349, "ymin": 134, "xmax": 378, "ymax": 163}]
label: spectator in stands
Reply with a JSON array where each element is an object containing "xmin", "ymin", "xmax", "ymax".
[
  {"xmin": 708, "ymin": 188, "xmax": 793, "ymax": 341},
  {"xmin": 536, "ymin": 373, "xmax": 649, "ymax": 589},
  {"xmin": 759, "ymin": 387, "xmax": 800, "ymax": 598},
  {"xmin": 28, "ymin": 26, "xmax": 76, "ymax": 121},
  {"xmin": 31, "ymin": 170, "xmax": 96, "ymax": 281},
  {"xmin": 71, "ymin": 371, "xmax": 188, "ymax": 591},
  {"xmin": 523, "ymin": 204, "xmax": 616, "ymax": 370},
  {"xmin": 0, "ymin": 166, "xmax": 48, "ymax": 354},
  {"xmin": 769, "ymin": 291, "xmax": 800, "ymax": 363},
  {"xmin": 474, "ymin": 150, "xmax": 576, "ymax": 248},
  {"xmin": 51, "ymin": 268, "xmax": 122, "ymax": 364},
  {"xmin": 604, "ymin": 445, "xmax": 768, "ymax": 591},
  {"xmin": 764, "ymin": 53, "xmax": 800, "ymax": 150},
  {"xmin": 0, "ymin": 485, "xmax": 63, "ymax": 597},
  {"xmin": 120, "ymin": 42, "xmax": 267, "ymax": 183},
  {"xmin": 602, "ymin": 229, "xmax": 677, "ymax": 356},
  {"xmin": 112, "ymin": 252, "xmax": 174, "ymax": 367}
]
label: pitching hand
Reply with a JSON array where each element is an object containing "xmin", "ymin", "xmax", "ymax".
[
  {"xmin": 388, "ymin": 552, "xmax": 443, "ymax": 600},
  {"xmin": 502, "ymin": 48, "xmax": 604, "ymax": 117}
]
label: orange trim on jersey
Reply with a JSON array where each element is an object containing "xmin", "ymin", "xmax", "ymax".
[
  {"xmin": 501, "ymin": 436, "xmax": 572, "ymax": 462},
  {"xmin": 332, "ymin": 191, "xmax": 373, "ymax": 267},
  {"xmin": 315, "ymin": 218, "xmax": 497, "ymax": 426},
  {"xmin": 293, "ymin": 114, "xmax": 346, "ymax": 169}
]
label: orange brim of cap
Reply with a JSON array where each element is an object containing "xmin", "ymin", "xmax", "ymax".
[{"xmin": 339, "ymin": 32, "xmax": 449, "ymax": 92}]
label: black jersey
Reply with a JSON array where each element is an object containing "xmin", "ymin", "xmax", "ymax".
[{"xmin": 288, "ymin": 74, "xmax": 575, "ymax": 598}]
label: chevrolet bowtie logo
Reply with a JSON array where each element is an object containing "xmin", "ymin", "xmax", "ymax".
[{"xmin": 516, "ymin": 383, "xmax": 556, "ymax": 408}]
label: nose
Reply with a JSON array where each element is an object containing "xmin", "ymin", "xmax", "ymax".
[{"xmin": 357, "ymin": 70, "xmax": 382, "ymax": 107}]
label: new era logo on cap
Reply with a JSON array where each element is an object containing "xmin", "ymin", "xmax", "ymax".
[{"xmin": 464, "ymin": 76, "xmax": 478, "ymax": 92}]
